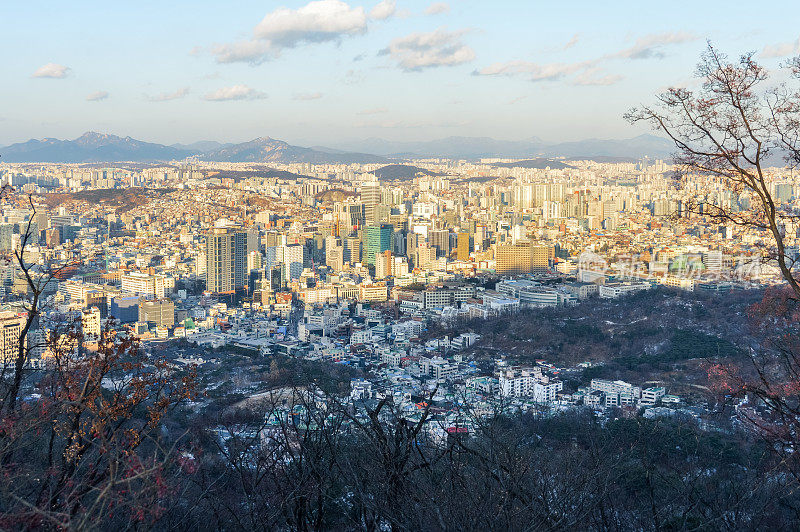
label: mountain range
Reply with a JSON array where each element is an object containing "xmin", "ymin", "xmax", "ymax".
[
  {"xmin": 0, "ymin": 131, "xmax": 674, "ymax": 164},
  {"xmin": 199, "ymin": 137, "xmax": 385, "ymax": 164},
  {"xmin": 324, "ymin": 134, "xmax": 674, "ymax": 160},
  {"xmin": 0, "ymin": 132, "xmax": 188, "ymax": 163}
]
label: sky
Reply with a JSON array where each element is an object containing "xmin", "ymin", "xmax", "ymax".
[{"xmin": 2, "ymin": 0, "xmax": 800, "ymax": 148}]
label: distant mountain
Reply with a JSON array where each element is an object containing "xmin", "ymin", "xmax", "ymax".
[
  {"xmin": 0, "ymin": 132, "xmax": 674, "ymax": 164},
  {"xmin": 492, "ymin": 159, "xmax": 572, "ymax": 170},
  {"xmin": 564, "ymin": 155, "xmax": 639, "ymax": 164},
  {"xmin": 171, "ymin": 140, "xmax": 233, "ymax": 152},
  {"xmin": 201, "ymin": 137, "xmax": 387, "ymax": 164},
  {"xmin": 371, "ymin": 164, "xmax": 444, "ymax": 181},
  {"xmin": 0, "ymin": 132, "xmax": 191, "ymax": 163},
  {"xmin": 0, "ymin": 133, "xmax": 388, "ymax": 164},
  {"xmin": 545, "ymin": 135, "xmax": 674, "ymax": 159},
  {"xmin": 326, "ymin": 134, "xmax": 674, "ymax": 160},
  {"xmin": 333, "ymin": 136, "xmax": 543, "ymax": 159}
]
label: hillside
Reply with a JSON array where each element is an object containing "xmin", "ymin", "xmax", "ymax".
[
  {"xmin": 314, "ymin": 188, "xmax": 358, "ymax": 203},
  {"xmin": 429, "ymin": 287, "xmax": 761, "ymax": 400},
  {"xmin": 43, "ymin": 187, "xmax": 176, "ymax": 212},
  {"xmin": 372, "ymin": 164, "xmax": 444, "ymax": 181},
  {"xmin": 204, "ymin": 168, "xmax": 314, "ymax": 182}
]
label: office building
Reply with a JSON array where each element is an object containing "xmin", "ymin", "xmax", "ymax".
[
  {"xmin": 360, "ymin": 183, "xmax": 381, "ymax": 226},
  {"xmin": 121, "ymin": 272, "xmax": 166, "ymax": 298},
  {"xmin": 365, "ymin": 224, "xmax": 393, "ymax": 266},
  {"xmin": 457, "ymin": 232, "xmax": 471, "ymax": 261},
  {"xmin": 0, "ymin": 311, "xmax": 25, "ymax": 364},
  {"xmin": 138, "ymin": 298, "xmax": 175, "ymax": 328},
  {"xmin": 496, "ymin": 241, "xmax": 550, "ymax": 275},
  {"xmin": 81, "ymin": 307, "xmax": 101, "ymax": 338}
]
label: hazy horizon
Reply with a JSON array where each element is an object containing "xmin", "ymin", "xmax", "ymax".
[{"xmin": 0, "ymin": 129, "xmax": 668, "ymax": 150}]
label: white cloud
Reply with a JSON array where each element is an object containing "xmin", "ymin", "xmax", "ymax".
[
  {"xmin": 32, "ymin": 63, "xmax": 70, "ymax": 78},
  {"xmin": 425, "ymin": 2, "xmax": 449, "ymax": 15},
  {"xmin": 204, "ymin": 85, "xmax": 267, "ymax": 101},
  {"xmin": 86, "ymin": 91, "xmax": 109, "ymax": 101},
  {"xmin": 293, "ymin": 92, "xmax": 323, "ymax": 100},
  {"xmin": 612, "ymin": 31, "xmax": 697, "ymax": 59},
  {"xmin": 369, "ymin": 0, "xmax": 395, "ymax": 20},
  {"xmin": 475, "ymin": 32, "xmax": 694, "ymax": 86},
  {"xmin": 475, "ymin": 60, "xmax": 588, "ymax": 81},
  {"xmin": 213, "ymin": 0, "xmax": 367, "ymax": 64},
  {"xmin": 211, "ymin": 41, "xmax": 271, "ymax": 64},
  {"xmin": 380, "ymin": 28, "xmax": 475, "ymax": 71},
  {"xmin": 762, "ymin": 37, "xmax": 800, "ymax": 59},
  {"xmin": 475, "ymin": 60, "xmax": 624, "ymax": 86},
  {"xmin": 148, "ymin": 87, "xmax": 190, "ymax": 102}
]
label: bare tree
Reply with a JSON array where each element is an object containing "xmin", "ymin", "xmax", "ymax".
[
  {"xmin": 0, "ymin": 187, "xmax": 197, "ymax": 528},
  {"xmin": 627, "ymin": 43, "xmax": 800, "ymax": 479},
  {"xmin": 626, "ymin": 43, "xmax": 800, "ymax": 292}
]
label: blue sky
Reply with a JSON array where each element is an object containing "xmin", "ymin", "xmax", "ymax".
[{"xmin": 2, "ymin": 0, "xmax": 800, "ymax": 147}]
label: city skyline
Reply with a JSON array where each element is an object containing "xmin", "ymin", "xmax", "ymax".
[{"xmin": 4, "ymin": 0, "xmax": 800, "ymax": 147}]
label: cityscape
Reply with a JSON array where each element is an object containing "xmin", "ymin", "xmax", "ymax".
[{"xmin": 2, "ymin": 1, "xmax": 800, "ymax": 530}]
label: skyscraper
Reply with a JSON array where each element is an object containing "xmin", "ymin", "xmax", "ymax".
[
  {"xmin": 360, "ymin": 183, "xmax": 381, "ymax": 226},
  {"xmin": 205, "ymin": 226, "xmax": 255, "ymax": 294},
  {"xmin": 457, "ymin": 232, "xmax": 471, "ymax": 261},
  {"xmin": 264, "ymin": 243, "xmax": 305, "ymax": 283},
  {"xmin": 429, "ymin": 229, "xmax": 450, "ymax": 258},
  {"xmin": 365, "ymin": 224, "xmax": 393, "ymax": 266}
]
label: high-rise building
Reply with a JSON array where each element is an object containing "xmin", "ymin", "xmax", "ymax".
[
  {"xmin": 333, "ymin": 203, "xmax": 363, "ymax": 232},
  {"xmin": 344, "ymin": 236, "xmax": 362, "ymax": 264},
  {"xmin": 81, "ymin": 307, "xmax": 101, "ymax": 338},
  {"xmin": 280, "ymin": 244, "xmax": 305, "ymax": 282},
  {"xmin": 415, "ymin": 242, "xmax": 437, "ymax": 271},
  {"xmin": 429, "ymin": 229, "xmax": 450, "ymax": 258},
  {"xmin": 702, "ymin": 250, "xmax": 723, "ymax": 275},
  {"xmin": 0, "ymin": 224, "xmax": 13, "ymax": 251},
  {"xmin": 205, "ymin": 227, "xmax": 255, "ymax": 294},
  {"xmin": 108, "ymin": 295, "xmax": 139, "ymax": 323},
  {"xmin": 138, "ymin": 298, "xmax": 175, "ymax": 328},
  {"xmin": 121, "ymin": 272, "xmax": 166, "ymax": 298},
  {"xmin": 531, "ymin": 244, "xmax": 550, "ymax": 273},
  {"xmin": 360, "ymin": 183, "xmax": 381, "ymax": 226},
  {"xmin": 457, "ymin": 232, "xmax": 471, "ymax": 261},
  {"xmin": 325, "ymin": 236, "xmax": 344, "ymax": 272},
  {"xmin": 247, "ymin": 250, "xmax": 262, "ymax": 273},
  {"xmin": 375, "ymin": 250, "xmax": 394, "ymax": 279},
  {"xmin": 365, "ymin": 224, "xmax": 393, "ymax": 266},
  {"xmin": 496, "ymin": 242, "xmax": 551, "ymax": 275},
  {"xmin": 0, "ymin": 311, "xmax": 26, "ymax": 363},
  {"xmin": 206, "ymin": 227, "xmax": 235, "ymax": 294},
  {"xmin": 264, "ymin": 243, "xmax": 305, "ymax": 282}
]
